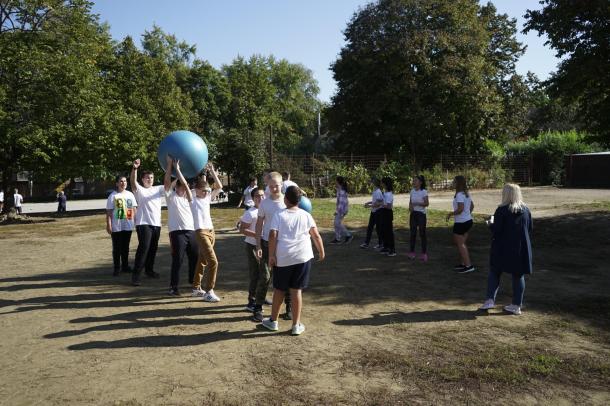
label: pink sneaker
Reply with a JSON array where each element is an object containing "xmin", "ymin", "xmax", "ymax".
[
  {"xmin": 407, "ymin": 252, "xmax": 416, "ymax": 259},
  {"xmin": 420, "ymin": 253, "xmax": 428, "ymax": 262}
]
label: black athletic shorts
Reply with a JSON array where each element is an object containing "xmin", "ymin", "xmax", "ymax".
[
  {"xmin": 453, "ymin": 220, "xmax": 473, "ymax": 235},
  {"xmin": 273, "ymin": 259, "xmax": 312, "ymax": 291}
]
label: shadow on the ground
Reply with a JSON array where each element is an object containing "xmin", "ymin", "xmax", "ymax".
[{"xmin": 1, "ymin": 210, "xmax": 608, "ymax": 348}]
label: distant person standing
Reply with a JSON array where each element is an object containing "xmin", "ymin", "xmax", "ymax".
[
  {"xmin": 479, "ymin": 184, "xmax": 533, "ymax": 315},
  {"xmin": 13, "ymin": 189, "xmax": 23, "ymax": 214},
  {"xmin": 130, "ymin": 158, "xmax": 165, "ymax": 286},
  {"xmin": 237, "ymin": 177, "xmax": 258, "ymax": 210},
  {"xmin": 106, "ymin": 176, "xmax": 137, "ymax": 276},
  {"xmin": 57, "ymin": 191, "xmax": 67, "ymax": 213},
  {"xmin": 0, "ymin": 189, "xmax": 4, "ymax": 213}
]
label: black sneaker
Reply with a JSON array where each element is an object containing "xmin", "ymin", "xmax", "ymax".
[
  {"xmin": 453, "ymin": 264, "xmax": 466, "ymax": 270},
  {"xmin": 145, "ymin": 271, "xmax": 160, "ymax": 279},
  {"xmin": 387, "ymin": 251, "xmax": 397, "ymax": 257},
  {"xmin": 168, "ymin": 287, "xmax": 181, "ymax": 296},
  {"xmin": 344, "ymin": 235, "xmax": 354, "ymax": 244},
  {"xmin": 283, "ymin": 304, "xmax": 293, "ymax": 320},
  {"xmin": 245, "ymin": 300, "xmax": 256, "ymax": 312},
  {"xmin": 329, "ymin": 239, "xmax": 342, "ymax": 245},
  {"xmin": 252, "ymin": 307, "xmax": 264, "ymax": 322},
  {"xmin": 360, "ymin": 242, "xmax": 369, "ymax": 249},
  {"xmin": 131, "ymin": 273, "xmax": 141, "ymax": 286},
  {"xmin": 456, "ymin": 265, "xmax": 476, "ymax": 274}
]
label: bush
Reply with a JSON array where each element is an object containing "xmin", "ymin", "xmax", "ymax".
[
  {"xmin": 507, "ymin": 130, "xmax": 601, "ymax": 185},
  {"xmin": 374, "ymin": 161, "xmax": 412, "ymax": 193}
]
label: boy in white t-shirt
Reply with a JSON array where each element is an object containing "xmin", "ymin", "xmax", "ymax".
[
  {"xmin": 13, "ymin": 189, "xmax": 24, "ymax": 214},
  {"xmin": 408, "ymin": 175, "xmax": 429, "ymax": 262},
  {"xmin": 261, "ymin": 186, "xmax": 325, "ymax": 335},
  {"xmin": 237, "ymin": 177, "xmax": 257, "ymax": 209},
  {"xmin": 190, "ymin": 163, "xmax": 223, "ymax": 302},
  {"xmin": 253, "ymin": 172, "xmax": 290, "ymax": 321},
  {"xmin": 361, "ymin": 178, "xmax": 385, "ymax": 249},
  {"xmin": 239, "ymin": 187, "xmax": 265, "ymax": 311},
  {"xmin": 164, "ymin": 156, "xmax": 198, "ymax": 296},
  {"xmin": 106, "ymin": 175, "xmax": 138, "ymax": 276},
  {"xmin": 130, "ymin": 159, "xmax": 165, "ymax": 286}
]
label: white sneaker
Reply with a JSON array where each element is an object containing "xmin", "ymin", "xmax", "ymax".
[
  {"xmin": 202, "ymin": 290, "xmax": 220, "ymax": 302},
  {"xmin": 262, "ymin": 317, "xmax": 279, "ymax": 331},
  {"xmin": 503, "ymin": 304, "xmax": 522, "ymax": 315},
  {"xmin": 291, "ymin": 323, "xmax": 305, "ymax": 336},
  {"xmin": 479, "ymin": 299, "xmax": 495, "ymax": 310},
  {"xmin": 191, "ymin": 288, "xmax": 205, "ymax": 297}
]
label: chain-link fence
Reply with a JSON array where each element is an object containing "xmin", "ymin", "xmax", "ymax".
[{"xmin": 271, "ymin": 153, "xmax": 533, "ymax": 197}]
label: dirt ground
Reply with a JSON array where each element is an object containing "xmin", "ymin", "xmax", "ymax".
[{"xmin": 1, "ymin": 187, "xmax": 609, "ymax": 405}]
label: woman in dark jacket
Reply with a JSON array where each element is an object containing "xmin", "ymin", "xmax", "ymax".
[{"xmin": 479, "ymin": 183, "xmax": 532, "ymax": 315}]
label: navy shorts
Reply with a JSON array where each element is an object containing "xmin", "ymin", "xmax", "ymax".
[
  {"xmin": 273, "ymin": 259, "xmax": 312, "ymax": 291},
  {"xmin": 453, "ymin": 220, "xmax": 473, "ymax": 235}
]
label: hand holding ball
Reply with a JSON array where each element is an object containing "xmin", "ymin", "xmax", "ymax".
[{"xmin": 157, "ymin": 130, "xmax": 208, "ymax": 178}]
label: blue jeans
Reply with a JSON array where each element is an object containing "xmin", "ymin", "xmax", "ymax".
[{"xmin": 486, "ymin": 270, "xmax": 525, "ymax": 306}]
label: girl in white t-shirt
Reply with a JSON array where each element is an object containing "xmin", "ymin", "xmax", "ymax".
[
  {"xmin": 239, "ymin": 187, "xmax": 265, "ymax": 311},
  {"xmin": 445, "ymin": 175, "xmax": 475, "ymax": 273},
  {"xmin": 361, "ymin": 178, "xmax": 384, "ymax": 249},
  {"xmin": 190, "ymin": 163, "xmax": 223, "ymax": 302},
  {"xmin": 408, "ymin": 175, "xmax": 429, "ymax": 261},
  {"xmin": 261, "ymin": 186, "xmax": 325, "ymax": 336},
  {"xmin": 379, "ymin": 177, "xmax": 396, "ymax": 256}
]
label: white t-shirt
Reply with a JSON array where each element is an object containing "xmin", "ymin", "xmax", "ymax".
[
  {"xmin": 14, "ymin": 193, "xmax": 23, "ymax": 207},
  {"xmin": 410, "ymin": 188, "xmax": 428, "ymax": 214},
  {"xmin": 281, "ymin": 180, "xmax": 298, "ymax": 194},
  {"xmin": 0, "ymin": 191, "xmax": 4, "ymax": 202},
  {"xmin": 371, "ymin": 188, "xmax": 384, "ymax": 213},
  {"xmin": 166, "ymin": 189, "xmax": 194, "ymax": 232},
  {"xmin": 190, "ymin": 191, "xmax": 213, "ymax": 231},
  {"xmin": 106, "ymin": 190, "xmax": 137, "ymax": 232},
  {"xmin": 264, "ymin": 185, "xmax": 271, "ymax": 198},
  {"xmin": 240, "ymin": 207, "xmax": 259, "ymax": 245},
  {"xmin": 383, "ymin": 191, "xmax": 394, "ymax": 209},
  {"xmin": 453, "ymin": 192, "xmax": 473, "ymax": 223},
  {"xmin": 269, "ymin": 208, "xmax": 316, "ymax": 267},
  {"xmin": 258, "ymin": 196, "xmax": 286, "ymax": 241},
  {"xmin": 134, "ymin": 185, "xmax": 165, "ymax": 227},
  {"xmin": 243, "ymin": 185, "xmax": 256, "ymax": 208}
]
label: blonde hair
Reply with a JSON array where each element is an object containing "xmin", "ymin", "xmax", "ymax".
[
  {"xmin": 269, "ymin": 171, "xmax": 282, "ymax": 183},
  {"xmin": 501, "ymin": 183, "xmax": 526, "ymax": 213}
]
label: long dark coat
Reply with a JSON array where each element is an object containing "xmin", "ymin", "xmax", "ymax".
[{"xmin": 489, "ymin": 205, "xmax": 533, "ymax": 275}]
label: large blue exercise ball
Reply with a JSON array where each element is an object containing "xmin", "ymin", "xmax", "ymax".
[
  {"xmin": 298, "ymin": 196, "xmax": 313, "ymax": 213},
  {"xmin": 157, "ymin": 130, "xmax": 208, "ymax": 178}
]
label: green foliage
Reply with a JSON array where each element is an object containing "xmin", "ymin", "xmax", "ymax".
[
  {"xmin": 507, "ymin": 130, "xmax": 601, "ymax": 184},
  {"xmin": 329, "ymin": 0, "xmax": 526, "ymax": 160},
  {"xmin": 524, "ymin": 0, "xmax": 610, "ymax": 145},
  {"xmin": 374, "ymin": 161, "xmax": 412, "ymax": 193}
]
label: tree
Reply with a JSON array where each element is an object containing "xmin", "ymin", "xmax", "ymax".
[
  {"xmin": 0, "ymin": 0, "xmax": 118, "ymax": 203},
  {"xmin": 524, "ymin": 0, "xmax": 610, "ymax": 145},
  {"xmin": 328, "ymin": 0, "xmax": 526, "ymax": 164}
]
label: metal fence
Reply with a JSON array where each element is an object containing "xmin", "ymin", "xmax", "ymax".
[{"xmin": 272, "ymin": 153, "xmax": 533, "ymax": 197}]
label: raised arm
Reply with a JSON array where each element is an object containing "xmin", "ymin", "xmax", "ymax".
[
  {"xmin": 207, "ymin": 162, "xmax": 222, "ymax": 190},
  {"xmin": 130, "ymin": 159, "xmax": 141, "ymax": 194},
  {"xmin": 164, "ymin": 155, "xmax": 173, "ymax": 193},
  {"xmin": 175, "ymin": 160, "xmax": 192, "ymax": 203}
]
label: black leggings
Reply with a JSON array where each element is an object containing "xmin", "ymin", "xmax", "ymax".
[
  {"xmin": 409, "ymin": 211, "xmax": 427, "ymax": 253},
  {"xmin": 364, "ymin": 211, "xmax": 382, "ymax": 246},
  {"xmin": 379, "ymin": 208, "xmax": 395, "ymax": 251},
  {"xmin": 111, "ymin": 231, "xmax": 132, "ymax": 271},
  {"xmin": 169, "ymin": 230, "xmax": 198, "ymax": 289},
  {"xmin": 134, "ymin": 225, "xmax": 161, "ymax": 275}
]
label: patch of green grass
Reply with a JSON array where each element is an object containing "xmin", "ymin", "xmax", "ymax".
[{"xmin": 527, "ymin": 354, "xmax": 561, "ymax": 376}]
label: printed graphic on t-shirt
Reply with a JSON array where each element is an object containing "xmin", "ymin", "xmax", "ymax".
[{"xmin": 114, "ymin": 197, "xmax": 135, "ymax": 220}]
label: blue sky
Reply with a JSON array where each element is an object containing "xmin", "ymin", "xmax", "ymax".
[{"xmin": 92, "ymin": 0, "xmax": 559, "ymax": 102}]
